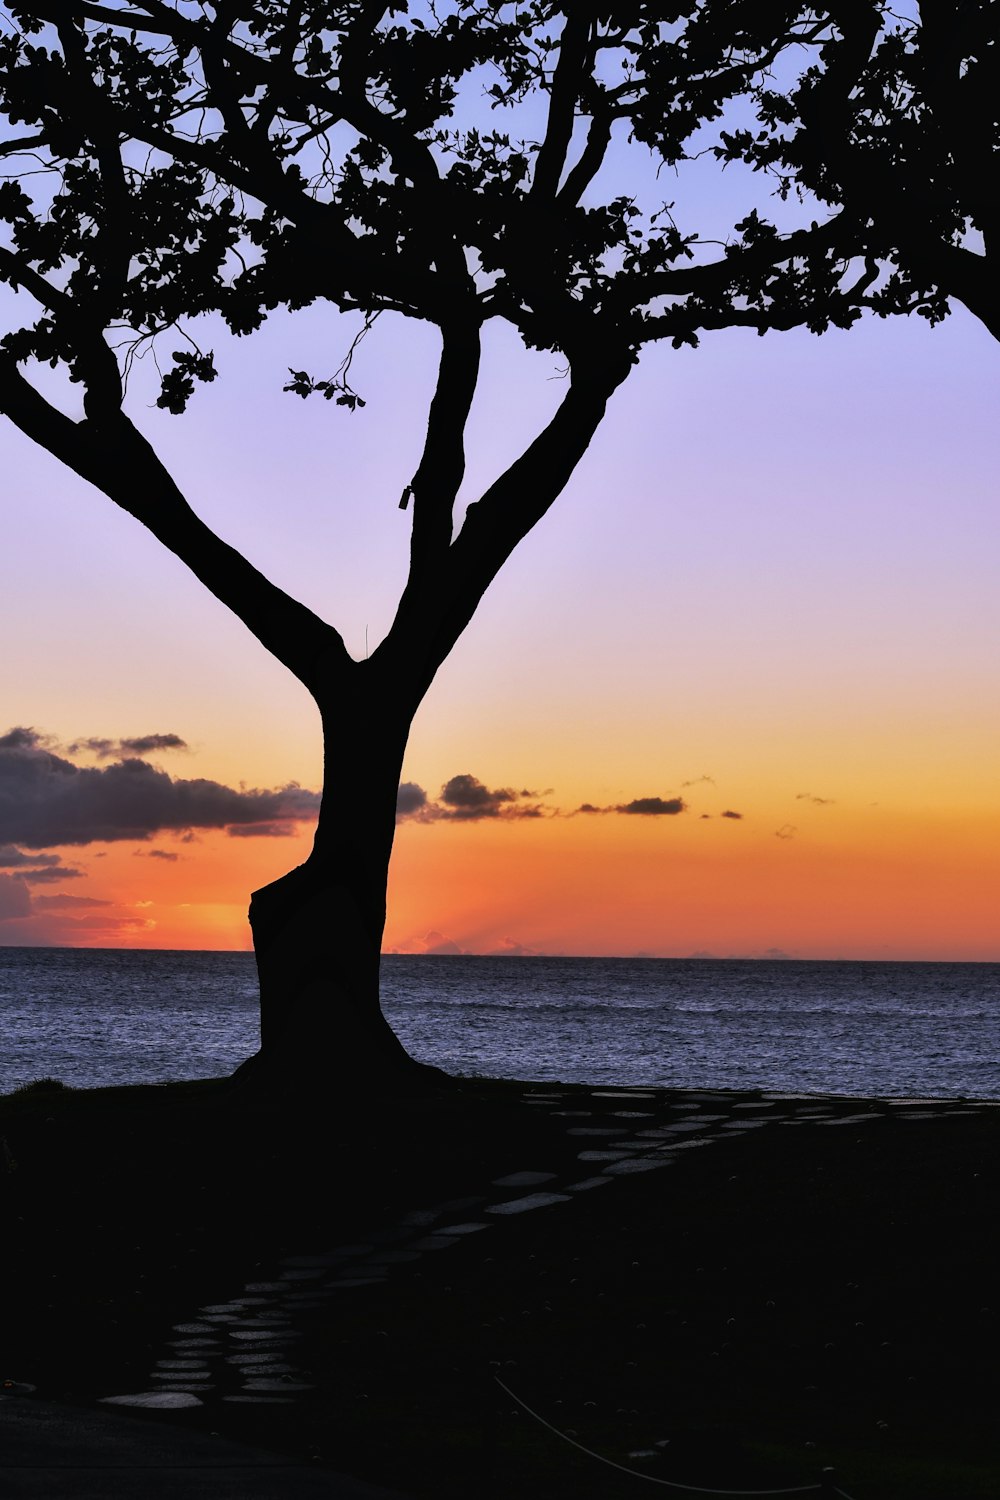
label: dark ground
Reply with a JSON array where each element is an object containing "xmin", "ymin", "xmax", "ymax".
[{"xmin": 1, "ymin": 1074, "xmax": 997, "ymax": 1499}]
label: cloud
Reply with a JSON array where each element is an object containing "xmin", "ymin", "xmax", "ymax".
[
  {"xmin": 70, "ymin": 733, "xmax": 189, "ymax": 759},
  {"xmin": 762, "ymin": 947, "xmax": 793, "ymax": 959},
  {"xmin": 146, "ymin": 848, "xmax": 179, "ymax": 861},
  {"xmin": 12, "ymin": 865, "xmax": 85, "ymax": 883},
  {"xmin": 0, "ymin": 844, "xmax": 62, "ymax": 868},
  {"xmin": 396, "ymin": 782, "xmax": 428, "ymax": 819},
  {"xmin": 395, "ymin": 774, "xmax": 545, "ymax": 823},
  {"xmin": 226, "ymin": 822, "xmax": 295, "ymax": 839},
  {"xmin": 439, "ymin": 773, "xmax": 524, "ymax": 820},
  {"xmin": 615, "ymin": 796, "xmax": 686, "ymax": 817},
  {"xmin": 681, "ymin": 775, "xmax": 716, "ymax": 788},
  {"xmin": 493, "ymin": 936, "xmax": 539, "ymax": 956},
  {"xmin": 575, "ymin": 803, "xmax": 601, "ymax": 814},
  {"xmin": 796, "ymin": 792, "xmax": 835, "ymax": 806},
  {"xmin": 420, "ymin": 930, "xmax": 463, "ymax": 955},
  {"xmin": 720, "ymin": 809, "xmax": 743, "ymax": 820},
  {"xmin": 775, "ymin": 824, "xmax": 797, "ymax": 840},
  {"xmin": 33, "ymin": 894, "xmax": 112, "ymax": 910},
  {"xmin": 0, "ymin": 727, "xmax": 319, "ymax": 847}
]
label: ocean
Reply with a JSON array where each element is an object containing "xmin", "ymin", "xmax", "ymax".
[{"xmin": 0, "ymin": 948, "xmax": 997, "ymax": 1099}]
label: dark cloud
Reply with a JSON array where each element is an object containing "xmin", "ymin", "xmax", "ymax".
[
  {"xmin": 226, "ymin": 822, "xmax": 295, "ymax": 839},
  {"xmin": 396, "ymin": 773, "xmax": 544, "ymax": 823},
  {"xmin": 70, "ymin": 733, "xmax": 189, "ymax": 759},
  {"xmin": 575, "ymin": 803, "xmax": 601, "ymax": 814},
  {"xmin": 763, "ymin": 947, "xmax": 793, "ymax": 959},
  {"xmin": 13, "ymin": 865, "xmax": 85, "ymax": 883},
  {"xmin": 720, "ymin": 809, "xmax": 743, "ymax": 820},
  {"xmin": 0, "ymin": 727, "xmax": 319, "ymax": 848},
  {"xmin": 616, "ymin": 796, "xmax": 686, "ymax": 817},
  {"xmin": 34, "ymin": 894, "xmax": 112, "ymax": 910},
  {"xmin": 396, "ymin": 782, "xmax": 428, "ymax": 819},
  {"xmin": 796, "ymin": 792, "xmax": 835, "ymax": 806},
  {"xmin": 681, "ymin": 775, "xmax": 716, "ymax": 788},
  {"xmin": 0, "ymin": 873, "xmax": 32, "ymax": 920},
  {"xmin": 775, "ymin": 824, "xmax": 797, "ymax": 840},
  {"xmin": 142, "ymin": 848, "xmax": 180, "ymax": 861},
  {"xmin": 439, "ymin": 773, "xmax": 519, "ymax": 819},
  {"xmin": 0, "ymin": 727, "xmax": 41, "ymax": 751},
  {"xmin": 0, "ymin": 844, "xmax": 61, "ymax": 868}
]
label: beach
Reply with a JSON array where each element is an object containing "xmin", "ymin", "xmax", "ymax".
[{"xmin": 1, "ymin": 1075, "xmax": 997, "ymax": 1499}]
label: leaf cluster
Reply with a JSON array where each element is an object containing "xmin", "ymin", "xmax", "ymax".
[{"xmin": 0, "ymin": 2, "xmax": 979, "ymax": 417}]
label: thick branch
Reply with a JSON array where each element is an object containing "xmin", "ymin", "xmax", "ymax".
[
  {"xmin": 406, "ymin": 315, "xmax": 482, "ymax": 567},
  {"xmin": 0, "ymin": 358, "xmax": 350, "ymax": 690},
  {"xmin": 531, "ymin": 10, "xmax": 594, "ymax": 201}
]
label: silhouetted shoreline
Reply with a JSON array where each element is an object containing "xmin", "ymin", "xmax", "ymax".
[{"xmin": 2, "ymin": 1074, "xmax": 996, "ymax": 1499}]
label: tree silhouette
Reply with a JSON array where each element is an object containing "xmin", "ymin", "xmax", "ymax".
[
  {"xmin": 0, "ymin": 4, "xmax": 978, "ymax": 1084},
  {"xmin": 719, "ymin": 0, "xmax": 999, "ymax": 343}
]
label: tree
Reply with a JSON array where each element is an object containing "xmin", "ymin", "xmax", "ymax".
[
  {"xmin": 718, "ymin": 0, "xmax": 999, "ymax": 342},
  {"xmin": 0, "ymin": 2, "xmax": 957, "ymax": 1085}
]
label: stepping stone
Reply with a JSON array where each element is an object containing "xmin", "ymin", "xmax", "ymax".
[
  {"xmin": 566, "ymin": 1176, "xmax": 615, "ymax": 1192},
  {"xmin": 151, "ymin": 1369, "xmax": 212, "ymax": 1381},
  {"xmin": 603, "ymin": 1156, "xmax": 674, "ymax": 1175},
  {"xmin": 719, "ymin": 1120, "xmax": 768, "ymax": 1130},
  {"xmin": 200, "ymin": 1313, "xmax": 241, "ymax": 1322},
  {"xmin": 819, "ymin": 1114, "xmax": 878, "ymax": 1126},
  {"xmin": 228, "ymin": 1351, "xmax": 296, "ymax": 1366},
  {"xmin": 430, "ymin": 1197, "xmax": 486, "ymax": 1215},
  {"xmin": 167, "ymin": 1339, "xmax": 219, "ymax": 1350},
  {"xmin": 228, "ymin": 1362, "xmax": 299, "ymax": 1375},
  {"xmin": 437, "ymin": 1222, "xmax": 490, "ymax": 1235},
  {"xmin": 149, "ymin": 1380, "xmax": 215, "ymax": 1392},
  {"xmin": 658, "ymin": 1121, "xmax": 713, "ymax": 1133},
  {"xmin": 609, "ymin": 1111, "xmax": 656, "ymax": 1119},
  {"xmin": 242, "ymin": 1379, "xmax": 315, "ymax": 1392},
  {"xmin": 412, "ymin": 1235, "xmax": 462, "ymax": 1250},
  {"xmin": 566, "ymin": 1126, "xmax": 629, "ymax": 1136},
  {"xmin": 201, "ymin": 1303, "xmax": 249, "ymax": 1314},
  {"xmin": 492, "ymin": 1171, "xmax": 557, "ymax": 1187},
  {"xmin": 154, "ymin": 1360, "xmax": 211, "ymax": 1371},
  {"xmin": 243, "ymin": 1281, "xmax": 286, "ymax": 1293},
  {"xmin": 101, "ymin": 1392, "xmax": 203, "ymax": 1409},
  {"xmin": 229, "ymin": 1331, "xmax": 291, "ymax": 1343},
  {"xmin": 172, "ymin": 1323, "xmax": 216, "ymax": 1335},
  {"xmin": 486, "ymin": 1192, "xmax": 572, "ymax": 1215},
  {"xmin": 894, "ymin": 1110, "xmax": 942, "ymax": 1119},
  {"xmin": 577, "ymin": 1149, "xmax": 634, "ymax": 1162},
  {"xmin": 732, "ymin": 1101, "xmax": 777, "ymax": 1110},
  {"xmin": 552, "ymin": 1110, "xmax": 593, "ymax": 1117},
  {"xmin": 279, "ymin": 1269, "xmax": 324, "ymax": 1281},
  {"xmin": 591, "ymin": 1090, "xmax": 657, "ymax": 1099}
]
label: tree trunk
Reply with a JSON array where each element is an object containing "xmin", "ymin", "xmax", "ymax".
[{"xmin": 233, "ymin": 673, "xmax": 445, "ymax": 1091}]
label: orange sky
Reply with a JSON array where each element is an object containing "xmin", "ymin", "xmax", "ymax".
[{"xmin": 2, "ymin": 296, "xmax": 998, "ymax": 960}]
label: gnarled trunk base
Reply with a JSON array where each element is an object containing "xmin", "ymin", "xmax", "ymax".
[{"xmin": 231, "ymin": 859, "xmax": 449, "ymax": 1094}]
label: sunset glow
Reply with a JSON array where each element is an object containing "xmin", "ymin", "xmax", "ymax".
[{"xmin": 2, "ymin": 302, "xmax": 998, "ymax": 960}]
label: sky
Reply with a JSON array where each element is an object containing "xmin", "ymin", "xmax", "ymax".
[
  {"xmin": 2, "ymin": 292, "xmax": 997, "ymax": 960},
  {"xmin": 1, "ymin": 24, "xmax": 998, "ymax": 959}
]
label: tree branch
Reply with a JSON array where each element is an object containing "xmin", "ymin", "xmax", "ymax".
[
  {"xmin": 0, "ymin": 356, "xmax": 351, "ymax": 691},
  {"xmin": 531, "ymin": 9, "xmax": 594, "ymax": 201},
  {"xmin": 378, "ymin": 342, "xmax": 632, "ymax": 693}
]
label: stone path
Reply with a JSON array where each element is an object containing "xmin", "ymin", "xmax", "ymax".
[{"xmin": 99, "ymin": 1087, "xmax": 996, "ymax": 1411}]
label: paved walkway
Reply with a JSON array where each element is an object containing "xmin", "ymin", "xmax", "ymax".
[{"xmin": 0, "ymin": 1397, "xmax": 410, "ymax": 1498}]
